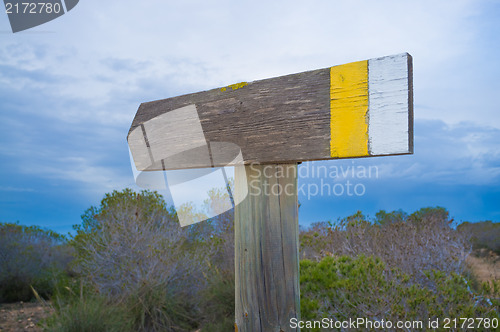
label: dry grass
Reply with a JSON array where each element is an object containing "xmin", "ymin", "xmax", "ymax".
[{"xmin": 466, "ymin": 249, "xmax": 500, "ymax": 285}]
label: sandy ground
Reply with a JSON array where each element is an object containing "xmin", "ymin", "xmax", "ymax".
[
  {"xmin": 0, "ymin": 302, "xmax": 53, "ymax": 332},
  {"xmin": 466, "ymin": 250, "xmax": 500, "ymax": 285}
]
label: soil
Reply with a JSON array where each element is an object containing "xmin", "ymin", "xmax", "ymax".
[
  {"xmin": 0, "ymin": 302, "xmax": 53, "ymax": 332},
  {"xmin": 466, "ymin": 249, "xmax": 500, "ymax": 285}
]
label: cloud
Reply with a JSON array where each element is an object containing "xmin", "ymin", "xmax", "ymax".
[
  {"xmin": 351, "ymin": 120, "xmax": 500, "ymax": 187},
  {"xmin": 299, "ymin": 119, "xmax": 500, "ymax": 189},
  {"xmin": 0, "ymin": 186, "xmax": 35, "ymax": 192},
  {"xmin": 2, "ymin": 0, "xmax": 498, "ymax": 128},
  {"xmin": 22, "ymin": 156, "xmax": 134, "ymax": 195},
  {"xmin": 101, "ymin": 58, "xmax": 151, "ymax": 72},
  {"xmin": 297, "ymin": 118, "xmax": 500, "ymax": 223},
  {"xmin": 0, "ymin": 0, "xmax": 499, "ymax": 230}
]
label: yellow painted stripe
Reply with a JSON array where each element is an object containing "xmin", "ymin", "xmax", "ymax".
[{"xmin": 330, "ymin": 60, "xmax": 369, "ymax": 158}]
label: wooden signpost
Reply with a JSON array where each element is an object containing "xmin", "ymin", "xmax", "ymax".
[{"xmin": 128, "ymin": 53, "xmax": 413, "ymax": 331}]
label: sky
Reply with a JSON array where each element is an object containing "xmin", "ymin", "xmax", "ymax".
[{"xmin": 1, "ymin": 0, "xmax": 499, "ymax": 234}]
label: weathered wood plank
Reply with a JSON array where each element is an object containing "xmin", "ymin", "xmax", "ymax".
[
  {"xmin": 128, "ymin": 53, "xmax": 413, "ymax": 171},
  {"xmin": 235, "ymin": 164, "xmax": 300, "ymax": 332}
]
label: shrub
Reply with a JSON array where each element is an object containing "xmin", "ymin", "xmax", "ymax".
[
  {"xmin": 198, "ymin": 267, "xmax": 235, "ymax": 332},
  {"xmin": 69, "ymin": 189, "xmax": 207, "ymax": 331},
  {"xmin": 43, "ymin": 285, "xmax": 134, "ymax": 332},
  {"xmin": 407, "ymin": 206, "xmax": 450, "ymax": 224},
  {"xmin": 125, "ymin": 284, "xmax": 199, "ymax": 332},
  {"xmin": 458, "ymin": 221, "xmax": 500, "ymax": 254},
  {"xmin": 300, "ymin": 255, "xmax": 499, "ymax": 332},
  {"xmin": 72, "ymin": 189, "xmax": 203, "ymax": 295},
  {"xmin": 300, "ymin": 207, "xmax": 470, "ymax": 284},
  {"xmin": 375, "ymin": 209, "xmax": 407, "ymax": 225},
  {"xmin": 0, "ymin": 222, "xmax": 73, "ymax": 303}
]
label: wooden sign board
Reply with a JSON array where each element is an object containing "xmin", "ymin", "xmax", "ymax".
[
  {"xmin": 128, "ymin": 53, "xmax": 413, "ymax": 171},
  {"xmin": 127, "ymin": 53, "xmax": 414, "ymax": 332}
]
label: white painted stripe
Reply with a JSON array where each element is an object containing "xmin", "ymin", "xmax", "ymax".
[{"xmin": 368, "ymin": 53, "xmax": 410, "ymax": 155}]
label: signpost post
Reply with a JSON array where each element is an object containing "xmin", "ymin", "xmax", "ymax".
[{"xmin": 128, "ymin": 53, "xmax": 413, "ymax": 331}]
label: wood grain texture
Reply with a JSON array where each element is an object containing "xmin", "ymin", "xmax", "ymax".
[
  {"xmin": 128, "ymin": 53, "xmax": 413, "ymax": 171},
  {"xmin": 235, "ymin": 164, "xmax": 300, "ymax": 332}
]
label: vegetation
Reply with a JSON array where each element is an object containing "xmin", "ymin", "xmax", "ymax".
[
  {"xmin": 300, "ymin": 255, "xmax": 499, "ymax": 331},
  {"xmin": 197, "ymin": 268, "xmax": 235, "ymax": 332},
  {"xmin": 300, "ymin": 207, "xmax": 470, "ymax": 284},
  {"xmin": 298, "ymin": 209, "xmax": 498, "ymax": 331},
  {"xmin": 43, "ymin": 284, "xmax": 134, "ymax": 332},
  {"xmin": 1, "ymin": 189, "xmax": 499, "ymax": 331},
  {"xmin": 0, "ymin": 222, "xmax": 73, "ymax": 303},
  {"xmin": 458, "ymin": 220, "xmax": 500, "ymax": 255},
  {"xmin": 46, "ymin": 188, "xmax": 235, "ymax": 331}
]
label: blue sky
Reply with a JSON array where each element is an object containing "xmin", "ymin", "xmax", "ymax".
[{"xmin": 1, "ymin": 0, "xmax": 499, "ymax": 233}]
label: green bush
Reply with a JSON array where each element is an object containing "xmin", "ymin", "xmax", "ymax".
[
  {"xmin": 300, "ymin": 255, "xmax": 499, "ymax": 332},
  {"xmin": 407, "ymin": 206, "xmax": 450, "ymax": 225},
  {"xmin": 201, "ymin": 317, "xmax": 235, "ymax": 332},
  {"xmin": 199, "ymin": 269, "xmax": 235, "ymax": 332}
]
